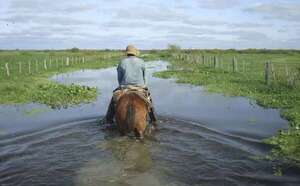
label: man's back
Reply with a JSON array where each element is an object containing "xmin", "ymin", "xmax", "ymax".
[{"xmin": 117, "ymin": 56, "xmax": 146, "ymax": 87}]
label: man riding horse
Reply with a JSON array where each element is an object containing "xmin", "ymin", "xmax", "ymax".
[{"xmin": 105, "ymin": 45, "xmax": 158, "ymax": 128}]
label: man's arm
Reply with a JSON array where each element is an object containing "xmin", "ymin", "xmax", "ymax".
[
  {"xmin": 142, "ymin": 64, "xmax": 146, "ymax": 85},
  {"xmin": 117, "ymin": 64, "xmax": 123, "ymax": 85}
]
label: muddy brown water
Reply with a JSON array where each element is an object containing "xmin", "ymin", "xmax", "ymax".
[{"xmin": 0, "ymin": 61, "xmax": 299, "ymax": 186}]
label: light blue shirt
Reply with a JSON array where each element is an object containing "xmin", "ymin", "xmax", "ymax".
[{"xmin": 117, "ymin": 56, "xmax": 146, "ymax": 87}]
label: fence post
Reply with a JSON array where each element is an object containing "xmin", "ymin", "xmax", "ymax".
[
  {"xmin": 28, "ymin": 61, "xmax": 31, "ymax": 74},
  {"xmin": 271, "ymin": 63, "xmax": 276, "ymax": 80},
  {"xmin": 285, "ymin": 64, "xmax": 289, "ymax": 81},
  {"xmin": 66, "ymin": 57, "xmax": 70, "ymax": 66},
  {"xmin": 232, "ymin": 56, "xmax": 238, "ymax": 72},
  {"xmin": 213, "ymin": 56, "xmax": 218, "ymax": 69},
  {"xmin": 265, "ymin": 61, "xmax": 271, "ymax": 85},
  {"xmin": 227, "ymin": 61, "xmax": 230, "ymax": 72},
  {"xmin": 19, "ymin": 62, "xmax": 22, "ymax": 74},
  {"xmin": 43, "ymin": 59, "xmax": 47, "ymax": 70},
  {"xmin": 285, "ymin": 64, "xmax": 292, "ymax": 86},
  {"xmin": 207, "ymin": 56, "xmax": 210, "ymax": 67},
  {"xmin": 196, "ymin": 56, "xmax": 199, "ymax": 64},
  {"xmin": 82, "ymin": 57, "xmax": 85, "ymax": 64},
  {"xmin": 49, "ymin": 58, "xmax": 52, "ymax": 69},
  {"xmin": 5, "ymin": 63, "xmax": 10, "ymax": 77},
  {"xmin": 35, "ymin": 60, "xmax": 38, "ymax": 73}
]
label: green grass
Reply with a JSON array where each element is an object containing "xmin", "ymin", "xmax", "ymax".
[
  {"xmin": 155, "ymin": 50, "xmax": 300, "ymax": 168},
  {"xmin": 0, "ymin": 50, "xmax": 122, "ymax": 108},
  {"xmin": 32, "ymin": 83, "xmax": 97, "ymax": 109}
]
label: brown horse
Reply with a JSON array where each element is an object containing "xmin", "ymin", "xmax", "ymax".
[{"xmin": 115, "ymin": 91, "xmax": 149, "ymax": 139}]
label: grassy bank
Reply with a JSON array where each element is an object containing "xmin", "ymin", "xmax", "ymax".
[
  {"xmin": 154, "ymin": 50, "xmax": 300, "ymax": 168},
  {"xmin": 0, "ymin": 50, "xmax": 121, "ymax": 108}
]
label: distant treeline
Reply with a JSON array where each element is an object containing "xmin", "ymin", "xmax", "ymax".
[
  {"xmin": 144, "ymin": 49, "xmax": 300, "ymax": 55},
  {"xmin": 180, "ymin": 49, "xmax": 300, "ymax": 54},
  {"xmin": 0, "ymin": 48, "xmax": 124, "ymax": 53}
]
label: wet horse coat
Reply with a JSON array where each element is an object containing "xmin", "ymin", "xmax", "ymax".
[{"xmin": 115, "ymin": 91, "xmax": 149, "ymax": 138}]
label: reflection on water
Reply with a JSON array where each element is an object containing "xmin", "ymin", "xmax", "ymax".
[
  {"xmin": 76, "ymin": 137, "xmax": 158, "ymax": 186},
  {"xmin": 0, "ymin": 61, "xmax": 299, "ymax": 186}
]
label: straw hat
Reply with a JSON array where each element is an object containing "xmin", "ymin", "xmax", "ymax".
[{"xmin": 126, "ymin": 45, "xmax": 139, "ymax": 56}]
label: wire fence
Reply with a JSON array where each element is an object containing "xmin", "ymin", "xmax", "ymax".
[
  {"xmin": 0, "ymin": 52, "xmax": 123, "ymax": 79},
  {"xmin": 171, "ymin": 53, "xmax": 300, "ymax": 88}
]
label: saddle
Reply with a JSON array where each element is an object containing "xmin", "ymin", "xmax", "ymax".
[{"xmin": 113, "ymin": 85, "xmax": 152, "ymax": 110}]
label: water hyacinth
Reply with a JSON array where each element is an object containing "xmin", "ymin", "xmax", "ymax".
[{"xmin": 32, "ymin": 83, "xmax": 97, "ymax": 109}]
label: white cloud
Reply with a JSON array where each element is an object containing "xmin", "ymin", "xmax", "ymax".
[
  {"xmin": 1, "ymin": 14, "xmax": 94, "ymax": 25},
  {"xmin": 102, "ymin": 21, "xmax": 151, "ymax": 28},
  {"xmin": 196, "ymin": 0, "xmax": 240, "ymax": 9},
  {"xmin": 114, "ymin": 5, "xmax": 188, "ymax": 23},
  {"xmin": 8, "ymin": 0, "xmax": 96, "ymax": 14},
  {"xmin": 245, "ymin": 3, "xmax": 300, "ymax": 21}
]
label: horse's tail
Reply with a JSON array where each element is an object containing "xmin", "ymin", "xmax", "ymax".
[{"xmin": 126, "ymin": 101, "xmax": 135, "ymax": 132}]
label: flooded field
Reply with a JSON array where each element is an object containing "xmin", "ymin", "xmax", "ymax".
[{"xmin": 0, "ymin": 61, "xmax": 299, "ymax": 186}]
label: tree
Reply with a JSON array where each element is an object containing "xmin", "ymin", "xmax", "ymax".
[
  {"xmin": 70, "ymin": 47, "xmax": 80, "ymax": 52},
  {"xmin": 167, "ymin": 44, "xmax": 181, "ymax": 52}
]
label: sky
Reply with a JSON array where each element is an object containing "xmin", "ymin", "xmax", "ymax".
[{"xmin": 0, "ymin": 0, "xmax": 300, "ymax": 49}]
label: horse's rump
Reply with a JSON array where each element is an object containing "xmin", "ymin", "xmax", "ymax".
[
  {"xmin": 113, "ymin": 87, "xmax": 151, "ymax": 111},
  {"xmin": 115, "ymin": 90, "xmax": 149, "ymax": 137}
]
